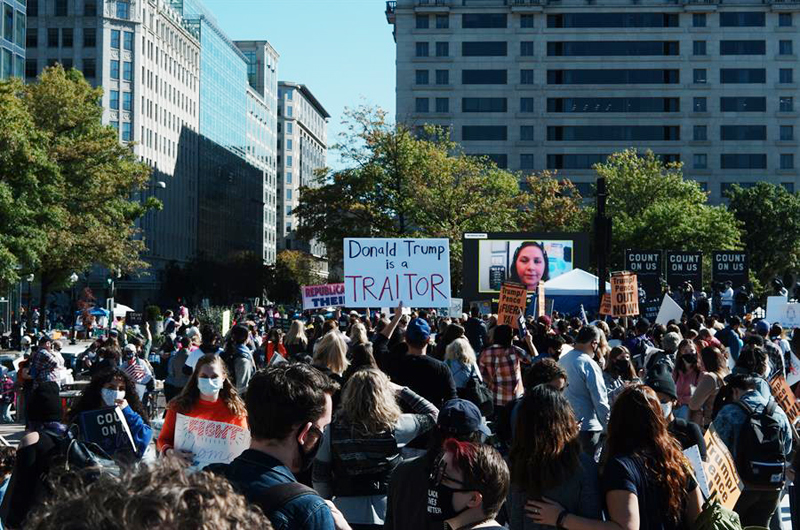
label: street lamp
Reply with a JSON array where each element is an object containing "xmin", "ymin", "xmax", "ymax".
[
  {"xmin": 69, "ymin": 273, "xmax": 79, "ymax": 344},
  {"xmin": 26, "ymin": 273, "xmax": 34, "ymax": 332}
]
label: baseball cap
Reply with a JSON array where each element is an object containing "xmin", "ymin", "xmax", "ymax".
[
  {"xmin": 437, "ymin": 399, "xmax": 491, "ymax": 437},
  {"xmin": 644, "ymin": 365, "xmax": 678, "ymax": 401},
  {"xmin": 405, "ymin": 318, "xmax": 431, "ymax": 344},
  {"xmin": 123, "ymin": 343, "xmax": 137, "ymax": 355},
  {"xmin": 754, "ymin": 320, "xmax": 770, "ymax": 336}
]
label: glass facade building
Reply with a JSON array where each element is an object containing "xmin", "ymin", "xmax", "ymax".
[{"xmin": 1, "ymin": 0, "xmax": 25, "ymax": 80}]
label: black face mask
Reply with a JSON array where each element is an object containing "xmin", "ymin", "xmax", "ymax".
[
  {"xmin": 613, "ymin": 359, "xmax": 630, "ymax": 373},
  {"xmin": 427, "ymin": 482, "xmax": 473, "ymax": 522},
  {"xmin": 682, "ymin": 354, "xmax": 698, "ymax": 365},
  {"xmin": 296, "ymin": 425, "xmax": 322, "ymax": 472}
]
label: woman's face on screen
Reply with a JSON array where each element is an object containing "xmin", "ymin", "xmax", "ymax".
[{"xmin": 516, "ymin": 245, "xmax": 546, "ymax": 291}]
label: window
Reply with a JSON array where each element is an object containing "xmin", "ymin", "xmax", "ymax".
[
  {"xmin": 14, "ymin": 11, "xmax": 24, "ymax": 47},
  {"xmin": 82, "ymin": 58, "xmax": 96, "ymax": 78},
  {"xmin": 780, "ymin": 13, "xmax": 792, "ymax": 27},
  {"xmin": 462, "ymin": 41, "xmax": 506, "ymax": 56},
  {"xmin": 720, "ymin": 68, "xmax": 766, "ymax": 84},
  {"xmin": 286, "ymin": 172, "xmax": 292, "ymax": 184},
  {"xmin": 780, "ymin": 69, "xmax": 793, "ymax": 84},
  {"xmin": 110, "ymin": 121, "xmax": 119, "ymax": 131},
  {"xmin": 521, "ymin": 14, "xmax": 534, "ymax": 28},
  {"xmin": 111, "ymin": 30, "xmax": 120, "ymax": 49},
  {"xmin": 122, "ymin": 122, "xmax": 131, "ymax": 141},
  {"xmin": 780, "ymin": 125, "xmax": 793, "ymax": 141},
  {"xmin": 521, "ymin": 126, "xmax": 534, "ymax": 141},
  {"xmin": 61, "ymin": 28, "xmax": 73, "ymax": 48},
  {"xmin": 520, "ymin": 69, "xmax": 534, "ymax": 84},
  {"xmin": 520, "ymin": 98, "xmax": 534, "ymax": 113},
  {"xmin": 520, "ymin": 154, "xmax": 535, "ymax": 170},
  {"xmin": 435, "ymin": 98, "xmax": 449, "ymax": 113},
  {"xmin": 462, "ymin": 126, "xmax": 507, "ymax": 141},
  {"xmin": 116, "ymin": 1, "xmax": 130, "ymax": 19},
  {"xmin": 720, "ymin": 125, "xmax": 766, "ymax": 140},
  {"xmin": 783, "ymin": 182, "xmax": 795, "ymax": 192},
  {"xmin": 781, "ymin": 154, "xmax": 794, "ymax": 169},
  {"xmin": 416, "ymin": 42, "xmax": 429, "ymax": 57},
  {"xmin": 60, "ymin": 58, "xmax": 73, "ymax": 69},
  {"xmin": 28, "ymin": 0, "xmax": 38, "ymax": 17},
  {"xmin": 547, "ymin": 154, "xmax": 608, "ymax": 169},
  {"xmin": 547, "ymin": 69, "xmax": 679, "ymax": 85},
  {"xmin": 547, "ymin": 97, "xmax": 679, "ymax": 113},
  {"xmin": 287, "ymin": 155, "xmax": 293, "ymax": 167},
  {"xmin": 780, "ymin": 40, "xmax": 793, "ymax": 55},
  {"xmin": 720, "ymin": 12, "xmax": 765, "ymax": 27},
  {"xmin": 415, "ymin": 69, "xmax": 429, "ymax": 85},
  {"xmin": 55, "ymin": 0, "xmax": 67, "ymax": 16},
  {"xmin": 25, "ymin": 59, "xmax": 37, "ymax": 78},
  {"xmin": 48, "ymin": 28, "xmax": 58, "ymax": 48},
  {"xmin": 694, "ymin": 97, "xmax": 707, "ymax": 112},
  {"xmin": 521, "ymin": 41, "xmax": 534, "ymax": 56},
  {"xmin": 720, "ymin": 154, "xmax": 767, "ymax": 169},
  {"xmin": 416, "ymin": 15, "xmax": 429, "ymax": 29},
  {"xmin": 462, "ymin": 97, "xmax": 507, "ymax": 112},
  {"xmin": 110, "ymin": 90, "xmax": 119, "ymax": 110},
  {"xmin": 83, "ymin": 28, "xmax": 96, "ymax": 47},
  {"xmin": 720, "ymin": 97, "xmax": 766, "ymax": 112},
  {"xmin": 693, "ymin": 154, "xmax": 707, "ymax": 169},
  {"xmin": 123, "ymin": 31, "xmax": 133, "ymax": 51},
  {"xmin": 26, "ymin": 28, "xmax": 37, "ymax": 48},
  {"xmin": 462, "ymin": 69, "xmax": 507, "ymax": 85},
  {"xmin": 287, "ymin": 189, "xmax": 293, "ymax": 200},
  {"xmin": 693, "ymin": 41, "xmax": 706, "ymax": 56},
  {"xmin": 693, "ymin": 69, "xmax": 707, "ymax": 84},
  {"xmin": 462, "ymin": 13, "xmax": 507, "ymax": 29},
  {"xmin": 435, "ymin": 42, "xmax": 449, "ymax": 57},
  {"xmin": 415, "ymin": 98, "xmax": 429, "ymax": 113},
  {"xmin": 693, "ymin": 14, "xmax": 706, "ymax": 27},
  {"xmin": 547, "ymin": 41, "xmax": 678, "ymax": 56},
  {"xmin": 85, "ymin": 1, "xmax": 97, "ymax": 16},
  {"xmin": 122, "ymin": 91, "xmax": 132, "ymax": 111},
  {"xmin": 780, "ymin": 97, "xmax": 794, "ymax": 112},
  {"xmin": 547, "ymin": 13, "xmax": 678, "ymax": 28},
  {"xmin": 286, "ymin": 139, "xmax": 293, "ymax": 150},
  {"xmin": 123, "ymin": 61, "xmax": 132, "ymax": 81},
  {"xmin": 547, "ymin": 125, "xmax": 680, "ymax": 141},
  {"xmin": 286, "ymin": 123, "xmax": 293, "ymax": 134},
  {"xmin": 435, "ymin": 69, "xmax": 449, "ymax": 85},
  {"xmin": 719, "ymin": 40, "xmax": 765, "ymax": 55},
  {"xmin": 110, "ymin": 59, "xmax": 119, "ymax": 79},
  {"xmin": 693, "ymin": 126, "xmax": 707, "ymax": 141},
  {"xmin": 436, "ymin": 15, "xmax": 449, "ymax": 29}
]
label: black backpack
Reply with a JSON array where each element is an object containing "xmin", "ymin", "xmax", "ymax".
[{"xmin": 734, "ymin": 399, "xmax": 786, "ymax": 488}]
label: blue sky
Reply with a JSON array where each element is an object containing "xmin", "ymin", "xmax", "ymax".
[{"xmin": 203, "ymin": 0, "xmax": 397, "ymax": 167}]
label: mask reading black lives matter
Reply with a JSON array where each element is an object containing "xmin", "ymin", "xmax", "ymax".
[{"xmin": 427, "ymin": 482, "xmax": 471, "ymax": 522}]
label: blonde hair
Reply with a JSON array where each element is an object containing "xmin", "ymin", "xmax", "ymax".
[
  {"xmin": 285, "ymin": 320, "xmax": 308, "ymax": 347},
  {"xmin": 340, "ymin": 368, "xmax": 402, "ymax": 435},
  {"xmin": 313, "ymin": 332, "xmax": 350, "ymax": 375},
  {"xmin": 445, "ymin": 337, "xmax": 477, "ymax": 366},
  {"xmin": 349, "ymin": 322, "xmax": 368, "ymax": 345}
]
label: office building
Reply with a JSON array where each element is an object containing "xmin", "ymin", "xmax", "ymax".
[
  {"xmin": 386, "ymin": 0, "xmax": 800, "ymax": 201},
  {"xmin": 1, "ymin": 0, "xmax": 25, "ymax": 79},
  {"xmin": 277, "ymin": 81, "xmax": 329, "ymax": 277}
]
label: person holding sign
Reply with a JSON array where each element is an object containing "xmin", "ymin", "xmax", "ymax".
[
  {"xmin": 66, "ymin": 368, "xmax": 153, "ymax": 461},
  {"xmin": 158, "ymin": 355, "xmax": 248, "ymax": 465},
  {"xmin": 509, "ymin": 242, "xmax": 550, "ymax": 293}
]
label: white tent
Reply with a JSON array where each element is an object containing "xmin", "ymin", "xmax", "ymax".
[
  {"xmin": 113, "ymin": 303, "xmax": 135, "ymax": 318},
  {"xmin": 542, "ymin": 268, "xmax": 610, "ymax": 296}
]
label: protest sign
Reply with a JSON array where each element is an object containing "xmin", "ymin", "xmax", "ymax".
[
  {"xmin": 599, "ymin": 293, "xmax": 612, "ymax": 316},
  {"xmin": 624, "ymin": 250, "xmax": 662, "ymax": 320},
  {"xmin": 684, "ymin": 445, "xmax": 710, "ymax": 499},
  {"xmin": 666, "ymin": 251, "xmax": 703, "ymax": 291},
  {"xmin": 471, "ymin": 300, "xmax": 492, "ymax": 316},
  {"xmin": 344, "ymin": 238, "xmax": 451, "ymax": 307},
  {"xmin": 221, "ymin": 310, "xmax": 231, "ymax": 337},
  {"xmin": 786, "ymin": 352, "xmax": 800, "ymax": 387},
  {"xmin": 537, "ymin": 284, "xmax": 545, "ymax": 318},
  {"xmin": 125, "ymin": 311, "xmax": 143, "ymax": 326},
  {"xmin": 769, "ymin": 375, "xmax": 800, "ymax": 425},
  {"xmin": 712, "ymin": 251, "xmax": 748, "ymax": 289},
  {"xmin": 302, "ymin": 283, "xmax": 345, "ymax": 311},
  {"xmin": 766, "ymin": 296, "xmax": 800, "ymax": 328},
  {"xmin": 449, "ymin": 298, "xmax": 463, "ymax": 318},
  {"xmin": 498, "ymin": 282, "xmax": 527, "ymax": 329},
  {"xmin": 78, "ymin": 407, "xmax": 136, "ymax": 457},
  {"xmin": 175, "ymin": 414, "xmax": 250, "ymax": 470},
  {"xmin": 655, "ymin": 294, "xmax": 684, "ymax": 326},
  {"xmin": 610, "ymin": 272, "xmax": 639, "ymax": 317},
  {"xmin": 703, "ymin": 425, "xmax": 743, "ymax": 510}
]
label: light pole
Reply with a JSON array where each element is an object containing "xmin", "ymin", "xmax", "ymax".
[
  {"xmin": 26, "ymin": 273, "xmax": 34, "ymax": 332},
  {"xmin": 69, "ymin": 272, "xmax": 79, "ymax": 344}
]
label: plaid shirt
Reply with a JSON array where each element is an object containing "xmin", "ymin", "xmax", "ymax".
[
  {"xmin": 31, "ymin": 348, "xmax": 61, "ymax": 387},
  {"xmin": 479, "ymin": 345, "xmax": 530, "ymax": 406}
]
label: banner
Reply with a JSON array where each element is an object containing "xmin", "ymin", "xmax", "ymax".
[
  {"xmin": 624, "ymin": 250, "xmax": 662, "ymax": 320},
  {"xmin": 610, "ymin": 272, "xmax": 639, "ymax": 317},
  {"xmin": 766, "ymin": 297, "xmax": 800, "ymax": 328},
  {"xmin": 498, "ymin": 282, "xmax": 527, "ymax": 329},
  {"xmin": 77, "ymin": 407, "xmax": 136, "ymax": 457},
  {"xmin": 769, "ymin": 375, "xmax": 800, "ymax": 425},
  {"xmin": 712, "ymin": 251, "xmax": 748, "ymax": 289},
  {"xmin": 599, "ymin": 292, "xmax": 612, "ymax": 316},
  {"xmin": 302, "ymin": 283, "xmax": 345, "ymax": 310},
  {"xmin": 449, "ymin": 298, "xmax": 463, "ymax": 318},
  {"xmin": 703, "ymin": 425, "xmax": 743, "ymax": 510},
  {"xmin": 655, "ymin": 294, "xmax": 684, "ymax": 326},
  {"xmin": 125, "ymin": 311, "xmax": 143, "ymax": 326},
  {"xmin": 175, "ymin": 414, "xmax": 250, "ymax": 470},
  {"xmin": 344, "ymin": 238, "xmax": 451, "ymax": 307},
  {"xmin": 666, "ymin": 251, "xmax": 703, "ymax": 291}
]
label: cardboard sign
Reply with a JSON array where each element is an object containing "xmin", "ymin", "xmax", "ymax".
[
  {"xmin": 537, "ymin": 283, "xmax": 545, "ymax": 318},
  {"xmin": 655, "ymin": 294, "xmax": 684, "ymax": 326},
  {"xmin": 666, "ymin": 251, "xmax": 703, "ymax": 291},
  {"xmin": 302, "ymin": 283, "xmax": 345, "ymax": 310},
  {"xmin": 599, "ymin": 293, "xmax": 612, "ymax": 316},
  {"xmin": 610, "ymin": 272, "xmax": 639, "ymax": 317},
  {"xmin": 769, "ymin": 375, "xmax": 800, "ymax": 425},
  {"xmin": 766, "ymin": 297, "xmax": 800, "ymax": 328},
  {"xmin": 174, "ymin": 414, "xmax": 250, "ymax": 470},
  {"xmin": 78, "ymin": 407, "xmax": 136, "ymax": 457},
  {"xmin": 498, "ymin": 282, "xmax": 527, "ymax": 329},
  {"xmin": 344, "ymin": 238, "xmax": 451, "ymax": 307},
  {"xmin": 125, "ymin": 311, "xmax": 143, "ymax": 326},
  {"xmin": 712, "ymin": 251, "xmax": 748, "ymax": 289},
  {"xmin": 449, "ymin": 298, "xmax": 463, "ymax": 318},
  {"xmin": 703, "ymin": 425, "xmax": 743, "ymax": 510}
]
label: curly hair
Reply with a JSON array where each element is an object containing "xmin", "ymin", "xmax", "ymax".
[
  {"xmin": 604, "ymin": 384, "xmax": 691, "ymax": 523},
  {"xmin": 339, "ymin": 368, "xmax": 402, "ymax": 435},
  {"xmin": 66, "ymin": 368, "xmax": 150, "ymax": 426},
  {"xmin": 25, "ymin": 460, "xmax": 272, "ymax": 529},
  {"xmin": 169, "ymin": 355, "xmax": 246, "ymax": 418}
]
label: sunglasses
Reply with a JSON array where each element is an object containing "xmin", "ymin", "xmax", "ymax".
[{"xmin": 429, "ymin": 453, "xmax": 478, "ymax": 493}]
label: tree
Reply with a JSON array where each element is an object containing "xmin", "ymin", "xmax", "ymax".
[
  {"xmin": 18, "ymin": 66, "xmax": 159, "ymax": 327},
  {"xmin": 725, "ymin": 182, "xmax": 800, "ymax": 285},
  {"xmin": 592, "ymin": 149, "xmax": 741, "ymax": 272},
  {"xmin": 518, "ymin": 171, "xmax": 591, "ymax": 233},
  {"xmin": 266, "ymin": 251, "xmax": 319, "ymax": 305}
]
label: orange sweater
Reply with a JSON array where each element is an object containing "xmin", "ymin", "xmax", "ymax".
[{"xmin": 157, "ymin": 397, "xmax": 248, "ymax": 453}]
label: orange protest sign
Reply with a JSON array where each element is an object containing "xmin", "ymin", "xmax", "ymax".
[
  {"xmin": 610, "ymin": 271, "xmax": 639, "ymax": 317},
  {"xmin": 769, "ymin": 375, "xmax": 800, "ymax": 426},
  {"xmin": 498, "ymin": 282, "xmax": 527, "ymax": 329},
  {"xmin": 537, "ymin": 283, "xmax": 545, "ymax": 318},
  {"xmin": 599, "ymin": 293, "xmax": 612, "ymax": 316},
  {"xmin": 702, "ymin": 425, "xmax": 743, "ymax": 511}
]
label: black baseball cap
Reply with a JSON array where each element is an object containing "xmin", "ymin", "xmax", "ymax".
[{"xmin": 437, "ymin": 399, "xmax": 491, "ymax": 437}]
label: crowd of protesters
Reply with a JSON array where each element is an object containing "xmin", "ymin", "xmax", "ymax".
[{"xmin": 0, "ymin": 297, "xmax": 798, "ymax": 530}]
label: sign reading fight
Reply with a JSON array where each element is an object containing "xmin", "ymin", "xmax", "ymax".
[
  {"xmin": 498, "ymin": 282, "xmax": 527, "ymax": 329},
  {"xmin": 703, "ymin": 425, "xmax": 743, "ymax": 510},
  {"xmin": 175, "ymin": 414, "xmax": 250, "ymax": 470},
  {"xmin": 610, "ymin": 272, "xmax": 639, "ymax": 317},
  {"xmin": 302, "ymin": 283, "xmax": 345, "ymax": 310},
  {"xmin": 666, "ymin": 251, "xmax": 703, "ymax": 290},
  {"xmin": 712, "ymin": 251, "xmax": 749, "ymax": 288},
  {"xmin": 344, "ymin": 238, "xmax": 451, "ymax": 307},
  {"xmin": 769, "ymin": 376, "xmax": 800, "ymax": 425},
  {"xmin": 78, "ymin": 407, "xmax": 136, "ymax": 457}
]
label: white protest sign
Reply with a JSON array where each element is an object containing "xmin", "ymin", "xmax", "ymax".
[
  {"xmin": 449, "ymin": 298, "xmax": 463, "ymax": 318},
  {"xmin": 786, "ymin": 352, "xmax": 800, "ymax": 387},
  {"xmin": 766, "ymin": 296, "xmax": 800, "ymax": 328},
  {"xmin": 174, "ymin": 414, "xmax": 250, "ymax": 470},
  {"xmin": 684, "ymin": 444, "xmax": 710, "ymax": 499},
  {"xmin": 301, "ymin": 283, "xmax": 345, "ymax": 311},
  {"xmin": 656, "ymin": 294, "xmax": 684, "ymax": 326},
  {"xmin": 344, "ymin": 238, "xmax": 451, "ymax": 308}
]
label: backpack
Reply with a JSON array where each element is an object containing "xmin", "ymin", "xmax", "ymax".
[
  {"xmin": 693, "ymin": 498, "xmax": 743, "ymax": 530},
  {"xmin": 734, "ymin": 399, "xmax": 786, "ymax": 488},
  {"xmin": 458, "ymin": 374, "xmax": 494, "ymax": 418}
]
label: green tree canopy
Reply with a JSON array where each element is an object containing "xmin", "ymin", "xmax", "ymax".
[{"xmin": 518, "ymin": 171, "xmax": 590, "ymax": 233}]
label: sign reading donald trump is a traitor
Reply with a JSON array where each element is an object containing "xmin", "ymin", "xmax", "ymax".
[{"xmin": 344, "ymin": 238, "xmax": 451, "ymax": 307}]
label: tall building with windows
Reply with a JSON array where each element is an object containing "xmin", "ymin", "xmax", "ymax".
[
  {"xmin": 277, "ymin": 81, "xmax": 329, "ymax": 277},
  {"xmin": 1, "ymin": 0, "xmax": 25, "ymax": 79},
  {"xmin": 387, "ymin": 0, "xmax": 800, "ymax": 200}
]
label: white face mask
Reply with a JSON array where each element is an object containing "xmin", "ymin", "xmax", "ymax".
[
  {"xmin": 101, "ymin": 388, "xmax": 125, "ymax": 407},
  {"xmin": 661, "ymin": 402, "xmax": 673, "ymax": 419},
  {"xmin": 197, "ymin": 376, "xmax": 224, "ymax": 397}
]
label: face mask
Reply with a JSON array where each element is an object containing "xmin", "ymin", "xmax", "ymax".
[
  {"xmin": 101, "ymin": 388, "xmax": 125, "ymax": 407},
  {"xmin": 427, "ymin": 482, "xmax": 473, "ymax": 522},
  {"xmin": 296, "ymin": 426, "xmax": 322, "ymax": 472},
  {"xmin": 614, "ymin": 359, "xmax": 630, "ymax": 373},
  {"xmin": 197, "ymin": 376, "xmax": 224, "ymax": 396},
  {"xmin": 682, "ymin": 354, "xmax": 697, "ymax": 365},
  {"xmin": 661, "ymin": 401, "xmax": 673, "ymax": 418}
]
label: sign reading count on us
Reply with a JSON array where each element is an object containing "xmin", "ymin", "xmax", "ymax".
[{"xmin": 344, "ymin": 238, "xmax": 451, "ymax": 308}]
